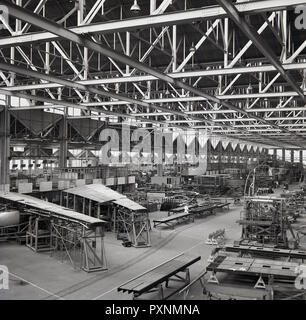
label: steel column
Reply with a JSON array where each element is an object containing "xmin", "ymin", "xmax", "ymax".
[{"xmin": 0, "ymin": 97, "xmax": 10, "ymax": 192}]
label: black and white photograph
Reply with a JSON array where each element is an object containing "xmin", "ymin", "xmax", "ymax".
[{"xmin": 0, "ymin": 0, "xmax": 306, "ymax": 307}]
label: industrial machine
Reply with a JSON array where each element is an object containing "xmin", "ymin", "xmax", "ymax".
[
  {"xmin": 238, "ymin": 197, "xmax": 297, "ymax": 248},
  {"xmin": 244, "ymin": 164, "xmax": 274, "ymax": 197}
]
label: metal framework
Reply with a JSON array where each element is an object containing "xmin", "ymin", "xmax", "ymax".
[
  {"xmin": 115, "ymin": 207, "xmax": 150, "ymax": 248},
  {"xmin": 27, "ymin": 210, "xmax": 107, "ymax": 272},
  {"xmin": 61, "ymin": 185, "xmax": 151, "ymax": 248},
  {"xmin": 205, "ymin": 253, "xmax": 306, "ymax": 300},
  {"xmin": 50, "ymin": 217, "xmax": 106, "ymax": 272},
  {"xmin": 0, "ymin": 192, "xmax": 107, "ymax": 272},
  {"xmin": 238, "ymin": 197, "xmax": 292, "ymax": 247},
  {"xmin": 0, "ymin": 0, "xmax": 305, "ymax": 158}
]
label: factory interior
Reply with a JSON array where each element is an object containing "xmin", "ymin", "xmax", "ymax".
[{"xmin": 1, "ymin": 0, "xmax": 306, "ymax": 301}]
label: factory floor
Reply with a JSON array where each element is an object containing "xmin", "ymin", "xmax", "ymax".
[
  {"xmin": 0, "ymin": 197, "xmax": 243, "ymax": 300},
  {"xmin": 0, "ymin": 185, "xmax": 304, "ymax": 300}
]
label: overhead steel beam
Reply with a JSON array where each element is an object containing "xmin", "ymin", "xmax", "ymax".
[
  {"xmin": 217, "ymin": 0, "xmax": 306, "ymax": 105},
  {"xmin": 0, "ymin": 87, "xmax": 165, "ymax": 126},
  {"xmin": 0, "ymin": 62, "xmax": 148, "ymax": 106},
  {"xmin": 0, "ymin": 0, "xmax": 304, "ymax": 48},
  {"xmin": 21, "ymin": 0, "xmax": 47, "ymax": 34},
  {"xmin": 0, "ymin": 4, "xmax": 277, "ymax": 118},
  {"xmin": 6, "ymin": 62, "xmax": 306, "ymax": 91},
  {"xmin": 0, "ymin": 63, "xmax": 284, "ymax": 145},
  {"xmin": 0, "ymin": 59, "xmax": 260, "ymax": 136},
  {"xmin": 81, "ymin": 0, "xmax": 106, "ymax": 25},
  {"xmin": 0, "ymin": 62, "xmax": 208, "ymax": 124},
  {"xmin": 133, "ymin": 106, "xmax": 306, "ymax": 116},
  {"xmin": 167, "ymin": 117, "xmax": 306, "ymax": 123},
  {"xmin": 2, "ymin": 1, "xmax": 301, "ymax": 148},
  {"xmin": 78, "ymin": 91, "xmax": 305, "ymax": 107}
]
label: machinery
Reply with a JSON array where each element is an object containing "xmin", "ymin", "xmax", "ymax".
[
  {"xmin": 238, "ymin": 197, "xmax": 297, "ymax": 248},
  {"xmin": 244, "ymin": 164, "xmax": 274, "ymax": 197}
]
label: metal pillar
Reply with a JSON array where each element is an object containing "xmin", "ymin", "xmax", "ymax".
[
  {"xmin": 218, "ymin": 143, "xmax": 222, "ymax": 173},
  {"xmin": 73, "ymin": 195, "xmax": 76, "ymax": 210},
  {"xmin": 82, "ymin": 197, "xmax": 86, "ymax": 214},
  {"xmin": 97, "ymin": 205, "xmax": 101, "ymax": 219},
  {"xmin": 0, "ymin": 99, "xmax": 10, "ymax": 192},
  {"xmin": 88, "ymin": 200, "xmax": 92, "ymax": 216},
  {"xmin": 172, "ymin": 25, "xmax": 177, "ymax": 72},
  {"xmin": 273, "ymin": 149, "xmax": 277, "ymax": 162},
  {"xmin": 126, "ymin": 31, "xmax": 130, "ymax": 74},
  {"xmin": 59, "ymin": 112, "xmax": 68, "ymax": 169},
  {"xmin": 150, "ymin": 0, "xmax": 156, "ymax": 14}
]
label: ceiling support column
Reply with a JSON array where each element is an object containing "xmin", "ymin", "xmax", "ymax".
[
  {"xmin": 59, "ymin": 112, "xmax": 68, "ymax": 169},
  {"xmin": 0, "ymin": 98, "xmax": 10, "ymax": 192}
]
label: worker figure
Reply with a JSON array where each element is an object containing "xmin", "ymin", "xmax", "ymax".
[{"xmin": 184, "ymin": 205, "xmax": 189, "ymax": 215}]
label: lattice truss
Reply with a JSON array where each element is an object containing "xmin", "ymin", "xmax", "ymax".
[
  {"xmin": 0, "ymin": 0, "xmax": 306, "ymax": 150},
  {"xmin": 115, "ymin": 207, "xmax": 151, "ymax": 247},
  {"xmin": 25, "ymin": 211, "xmax": 107, "ymax": 272}
]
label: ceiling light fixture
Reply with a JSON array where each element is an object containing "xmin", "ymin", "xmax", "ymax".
[
  {"xmin": 189, "ymin": 42, "xmax": 196, "ymax": 53},
  {"xmin": 130, "ymin": 0, "xmax": 141, "ymax": 12}
]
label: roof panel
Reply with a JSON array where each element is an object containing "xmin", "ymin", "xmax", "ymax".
[
  {"xmin": 65, "ymin": 184, "xmax": 146, "ymax": 211},
  {"xmin": 0, "ymin": 192, "xmax": 105, "ymax": 228},
  {"xmin": 114, "ymin": 198, "xmax": 146, "ymax": 211},
  {"xmin": 65, "ymin": 184, "xmax": 125, "ymax": 203}
]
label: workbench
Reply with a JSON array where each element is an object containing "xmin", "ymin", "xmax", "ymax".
[{"xmin": 206, "ymin": 255, "xmax": 300, "ymax": 289}]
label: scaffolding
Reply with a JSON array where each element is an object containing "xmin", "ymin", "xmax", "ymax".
[
  {"xmin": 26, "ymin": 210, "xmax": 107, "ymax": 272},
  {"xmin": 62, "ymin": 184, "xmax": 151, "ymax": 247},
  {"xmin": 114, "ymin": 207, "xmax": 150, "ymax": 247},
  {"xmin": 50, "ymin": 218, "xmax": 106, "ymax": 272},
  {"xmin": 0, "ymin": 192, "xmax": 107, "ymax": 272},
  {"xmin": 0, "ymin": 221, "xmax": 28, "ymax": 243},
  {"xmin": 26, "ymin": 215, "xmax": 52, "ymax": 252}
]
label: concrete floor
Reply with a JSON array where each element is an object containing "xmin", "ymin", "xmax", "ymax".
[{"xmin": 0, "ymin": 198, "xmax": 243, "ymax": 300}]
